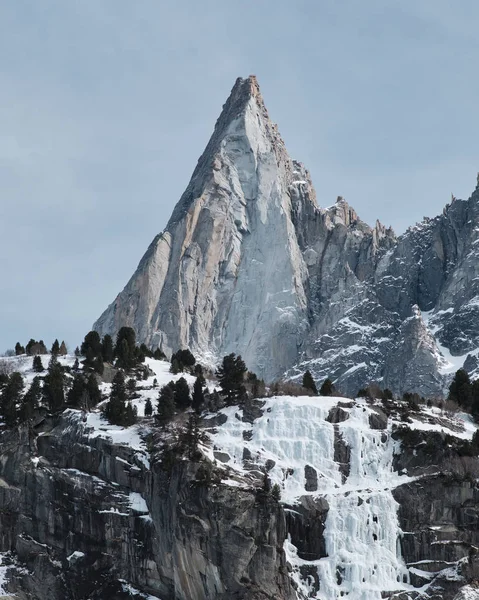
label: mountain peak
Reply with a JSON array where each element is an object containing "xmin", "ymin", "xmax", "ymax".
[{"xmin": 166, "ymin": 75, "xmax": 284, "ymax": 228}]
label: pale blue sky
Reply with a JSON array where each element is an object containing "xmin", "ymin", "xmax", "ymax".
[{"xmin": 1, "ymin": 0, "xmax": 479, "ymax": 351}]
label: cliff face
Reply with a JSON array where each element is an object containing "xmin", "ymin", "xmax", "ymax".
[
  {"xmin": 94, "ymin": 76, "xmax": 479, "ymax": 396},
  {"xmin": 1, "ymin": 394, "xmax": 478, "ymax": 600},
  {"xmin": 0, "ymin": 411, "xmax": 293, "ymax": 600}
]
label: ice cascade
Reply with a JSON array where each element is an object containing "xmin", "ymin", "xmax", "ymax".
[{"xmin": 210, "ymin": 396, "xmax": 411, "ymax": 599}]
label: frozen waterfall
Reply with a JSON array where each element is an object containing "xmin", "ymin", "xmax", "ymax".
[{"xmin": 210, "ymin": 396, "xmax": 411, "ymax": 599}]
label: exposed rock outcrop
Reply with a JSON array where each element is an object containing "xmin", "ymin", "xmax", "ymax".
[
  {"xmin": 0, "ymin": 412, "xmax": 294, "ymax": 600},
  {"xmin": 94, "ymin": 76, "xmax": 479, "ymax": 396}
]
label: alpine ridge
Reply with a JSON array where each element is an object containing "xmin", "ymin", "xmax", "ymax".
[{"xmin": 94, "ymin": 76, "xmax": 479, "ymax": 397}]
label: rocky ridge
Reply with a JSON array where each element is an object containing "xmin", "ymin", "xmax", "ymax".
[{"xmin": 94, "ymin": 75, "xmax": 479, "ymax": 397}]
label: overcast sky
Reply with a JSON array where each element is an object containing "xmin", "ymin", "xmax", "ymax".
[{"xmin": 1, "ymin": 0, "xmax": 479, "ymax": 352}]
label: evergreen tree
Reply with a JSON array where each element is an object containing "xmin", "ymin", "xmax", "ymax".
[
  {"xmin": 127, "ymin": 378, "xmax": 137, "ymax": 398},
  {"xmin": 86, "ymin": 374, "xmax": 101, "ymax": 408},
  {"xmin": 123, "ymin": 402, "xmax": 137, "ymax": 426},
  {"xmin": 302, "ymin": 370, "xmax": 318, "ymax": 395},
  {"xmin": 180, "ymin": 414, "xmax": 201, "ymax": 459},
  {"xmin": 67, "ymin": 374, "xmax": 86, "ymax": 408},
  {"xmin": 448, "ymin": 369, "xmax": 472, "ymax": 410},
  {"xmin": 81, "ymin": 331, "xmax": 102, "ymax": 358},
  {"xmin": 15, "ymin": 342, "xmax": 25, "ymax": 356},
  {"xmin": 26, "ymin": 339, "xmax": 47, "ymax": 355},
  {"xmin": 153, "ymin": 348, "xmax": 166, "ymax": 360},
  {"xmin": 144, "ymin": 397, "xmax": 153, "ymax": 417},
  {"xmin": 101, "ymin": 334, "xmax": 114, "ymax": 363},
  {"xmin": 152, "ymin": 378, "xmax": 158, "ymax": 388},
  {"xmin": 43, "ymin": 356, "xmax": 65, "ymax": 411},
  {"xmin": 471, "ymin": 380, "xmax": 479, "ymax": 422},
  {"xmin": 103, "ymin": 371, "xmax": 135, "ymax": 425},
  {"xmin": 74, "ymin": 346, "xmax": 81, "ymax": 357},
  {"xmin": 319, "ymin": 378, "xmax": 335, "ymax": 397},
  {"xmin": 174, "ymin": 377, "xmax": 191, "ymax": 410},
  {"xmin": 0, "ymin": 372, "xmax": 23, "ymax": 427},
  {"xmin": 216, "ymin": 353, "xmax": 247, "ymax": 404},
  {"xmin": 271, "ymin": 483, "xmax": 281, "ymax": 502},
  {"xmin": 157, "ymin": 382, "xmax": 175, "ymax": 422},
  {"xmin": 93, "ymin": 356, "xmax": 104, "ymax": 376},
  {"xmin": 73, "ymin": 357, "xmax": 79, "ymax": 371},
  {"xmin": 171, "ymin": 349, "xmax": 196, "ymax": 372},
  {"xmin": 115, "ymin": 327, "xmax": 137, "ymax": 369},
  {"xmin": 51, "ymin": 339, "xmax": 60, "ymax": 356},
  {"xmin": 25, "ymin": 339, "xmax": 36, "ymax": 355},
  {"xmin": 169, "ymin": 358, "xmax": 181, "ymax": 374},
  {"xmin": 192, "ymin": 376, "xmax": 205, "ymax": 413},
  {"xmin": 59, "ymin": 341, "xmax": 67, "ymax": 356},
  {"xmin": 32, "ymin": 355, "xmax": 44, "ymax": 373},
  {"xmin": 19, "ymin": 376, "xmax": 41, "ymax": 422}
]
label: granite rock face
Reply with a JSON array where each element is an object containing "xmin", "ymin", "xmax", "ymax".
[
  {"xmin": 0, "ymin": 412, "xmax": 294, "ymax": 600},
  {"xmin": 94, "ymin": 76, "xmax": 479, "ymax": 396},
  {"xmin": 0, "ymin": 396, "xmax": 478, "ymax": 599}
]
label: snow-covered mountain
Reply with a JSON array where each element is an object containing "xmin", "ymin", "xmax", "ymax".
[{"xmin": 94, "ymin": 76, "xmax": 479, "ymax": 397}]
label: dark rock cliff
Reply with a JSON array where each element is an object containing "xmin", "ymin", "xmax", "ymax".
[{"xmin": 0, "ymin": 412, "xmax": 294, "ymax": 600}]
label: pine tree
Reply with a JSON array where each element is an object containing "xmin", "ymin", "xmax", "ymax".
[
  {"xmin": 153, "ymin": 348, "xmax": 166, "ymax": 360},
  {"xmin": 448, "ymin": 369, "xmax": 472, "ymax": 410},
  {"xmin": 127, "ymin": 378, "xmax": 137, "ymax": 398},
  {"xmin": 73, "ymin": 357, "xmax": 79, "ymax": 371},
  {"xmin": 93, "ymin": 356, "xmax": 104, "ymax": 376},
  {"xmin": 302, "ymin": 370, "xmax": 318, "ymax": 395},
  {"xmin": 81, "ymin": 331, "xmax": 102, "ymax": 359},
  {"xmin": 15, "ymin": 342, "xmax": 25, "ymax": 356},
  {"xmin": 152, "ymin": 378, "xmax": 158, "ymax": 388},
  {"xmin": 115, "ymin": 327, "xmax": 136, "ymax": 369},
  {"xmin": 104, "ymin": 371, "xmax": 128, "ymax": 425},
  {"xmin": 180, "ymin": 414, "xmax": 201, "ymax": 459},
  {"xmin": 86, "ymin": 374, "xmax": 101, "ymax": 408},
  {"xmin": 174, "ymin": 377, "xmax": 191, "ymax": 410},
  {"xmin": 25, "ymin": 339, "xmax": 36, "ymax": 355},
  {"xmin": 171, "ymin": 349, "xmax": 196, "ymax": 372},
  {"xmin": 169, "ymin": 358, "xmax": 181, "ymax": 374},
  {"xmin": 0, "ymin": 372, "xmax": 24, "ymax": 427},
  {"xmin": 59, "ymin": 341, "xmax": 67, "ymax": 356},
  {"xmin": 216, "ymin": 353, "xmax": 247, "ymax": 404},
  {"xmin": 19, "ymin": 376, "xmax": 41, "ymax": 422},
  {"xmin": 32, "ymin": 355, "xmax": 44, "ymax": 373},
  {"xmin": 43, "ymin": 356, "xmax": 65, "ymax": 412},
  {"xmin": 67, "ymin": 374, "xmax": 86, "ymax": 408},
  {"xmin": 74, "ymin": 346, "xmax": 81, "ymax": 357},
  {"xmin": 101, "ymin": 334, "xmax": 114, "ymax": 363},
  {"xmin": 51, "ymin": 339, "xmax": 60, "ymax": 356},
  {"xmin": 319, "ymin": 378, "xmax": 335, "ymax": 397},
  {"xmin": 123, "ymin": 402, "xmax": 137, "ymax": 426},
  {"xmin": 144, "ymin": 397, "xmax": 153, "ymax": 417},
  {"xmin": 271, "ymin": 483, "xmax": 281, "ymax": 502},
  {"xmin": 192, "ymin": 376, "xmax": 205, "ymax": 413},
  {"xmin": 157, "ymin": 382, "xmax": 176, "ymax": 423}
]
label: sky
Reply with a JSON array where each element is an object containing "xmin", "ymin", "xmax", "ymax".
[{"xmin": 1, "ymin": 0, "xmax": 479, "ymax": 352}]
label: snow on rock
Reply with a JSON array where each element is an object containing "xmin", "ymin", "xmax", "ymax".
[
  {"xmin": 453, "ymin": 585, "xmax": 479, "ymax": 600},
  {"xmin": 0, "ymin": 553, "xmax": 9, "ymax": 597},
  {"xmin": 210, "ymin": 396, "xmax": 413, "ymax": 599},
  {"xmin": 129, "ymin": 492, "xmax": 149, "ymax": 515},
  {"xmin": 67, "ymin": 551, "xmax": 85, "ymax": 563},
  {"xmin": 119, "ymin": 580, "xmax": 163, "ymax": 600}
]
